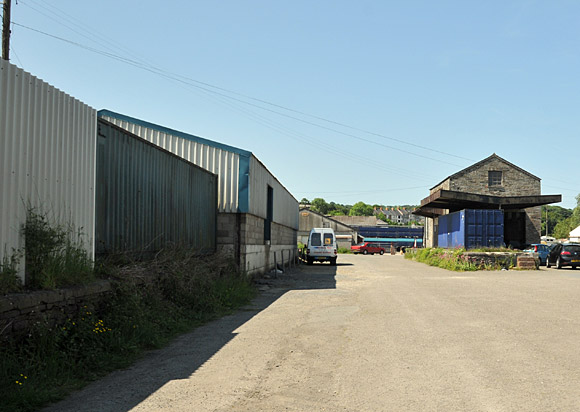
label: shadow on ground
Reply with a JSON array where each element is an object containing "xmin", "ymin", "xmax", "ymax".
[{"xmin": 42, "ymin": 263, "xmax": 337, "ymax": 412}]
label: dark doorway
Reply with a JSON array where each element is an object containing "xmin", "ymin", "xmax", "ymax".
[
  {"xmin": 504, "ymin": 211, "xmax": 526, "ymax": 248},
  {"xmin": 264, "ymin": 185, "xmax": 273, "ymax": 242}
]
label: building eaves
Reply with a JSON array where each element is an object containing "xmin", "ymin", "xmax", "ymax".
[{"xmin": 98, "ymin": 109, "xmax": 253, "ymax": 158}]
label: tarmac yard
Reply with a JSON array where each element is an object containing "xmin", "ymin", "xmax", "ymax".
[{"xmin": 44, "ymin": 254, "xmax": 580, "ymax": 412}]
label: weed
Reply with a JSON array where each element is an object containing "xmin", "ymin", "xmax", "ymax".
[
  {"xmin": 23, "ymin": 208, "xmax": 94, "ymax": 289},
  {"xmin": 406, "ymin": 247, "xmax": 479, "ymax": 271},
  {"xmin": 0, "ymin": 250, "xmax": 22, "ymax": 295}
]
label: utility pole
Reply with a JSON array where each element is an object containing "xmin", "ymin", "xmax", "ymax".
[{"xmin": 2, "ymin": 0, "xmax": 12, "ymax": 61}]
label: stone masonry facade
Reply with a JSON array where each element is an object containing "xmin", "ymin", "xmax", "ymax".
[{"xmin": 429, "ymin": 155, "xmax": 542, "ymax": 246}]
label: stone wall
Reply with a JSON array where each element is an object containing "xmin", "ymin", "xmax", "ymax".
[
  {"xmin": 0, "ymin": 281, "xmax": 112, "ymax": 340},
  {"xmin": 463, "ymin": 252, "xmax": 538, "ymax": 269}
]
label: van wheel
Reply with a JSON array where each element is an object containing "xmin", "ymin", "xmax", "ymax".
[
  {"xmin": 363, "ymin": 250, "xmax": 368, "ymax": 255},
  {"xmin": 379, "ymin": 250, "xmax": 384, "ymax": 255}
]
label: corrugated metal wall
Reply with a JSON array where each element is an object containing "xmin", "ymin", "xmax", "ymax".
[
  {"xmin": 0, "ymin": 60, "xmax": 96, "ymax": 281},
  {"xmin": 99, "ymin": 111, "xmax": 242, "ymax": 213},
  {"xmin": 249, "ymin": 156, "xmax": 299, "ymax": 230},
  {"xmin": 96, "ymin": 120, "xmax": 217, "ymax": 255},
  {"xmin": 438, "ymin": 209, "xmax": 504, "ymax": 249}
]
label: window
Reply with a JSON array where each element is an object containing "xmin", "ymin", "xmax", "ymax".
[
  {"xmin": 488, "ymin": 171, "xmax": 502, "ymax": 186},
  {"xmin": 311, "ymin": 233, "xmax": 322, "ymax": 246},
  {"xmin": 324, "ymin": 233, "xmax": 334, "ymax": 245}
]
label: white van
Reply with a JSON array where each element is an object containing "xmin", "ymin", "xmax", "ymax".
[{"xmin": 306, "ymin": 228, "xmax": 337, "ymax": 265}]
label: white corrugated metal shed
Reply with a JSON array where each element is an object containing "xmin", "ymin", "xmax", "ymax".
[{"xmin": 1, "ymin": 60, "xmax": 97, "ymax": 281}]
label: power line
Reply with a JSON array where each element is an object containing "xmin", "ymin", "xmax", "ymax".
[
  {"xmin": 21, "ymin": 0, "xmax": 471, "ymax": 164},
  {"xmin": 11, "ymin": 16, "xmax": 472, "ymax": 168}
]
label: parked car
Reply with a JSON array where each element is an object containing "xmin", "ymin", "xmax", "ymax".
[
  {"xmin": 523, "ymin": 243, "xmax": 551, "ymax": 265},
  {"xmin": 546, "ymin": 243, "xmax": 580, "ymax": 269},
  {"xmin": 351, "ymin": 242, "xmax": 385, "ymax": 255}
]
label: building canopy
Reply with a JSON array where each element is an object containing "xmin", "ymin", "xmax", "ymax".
[{"xmin": 413, "ymin": 189, "xmax": 562, "ymax": 218}]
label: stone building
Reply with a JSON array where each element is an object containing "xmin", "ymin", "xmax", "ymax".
[{"xmin": 414, "ymin": 154, "xmax": 561, "ymax": 248}]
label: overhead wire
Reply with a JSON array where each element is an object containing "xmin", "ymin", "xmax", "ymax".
[{"xmin": 13, "ymin": 1, "xmax": 471, "ymax": 168}]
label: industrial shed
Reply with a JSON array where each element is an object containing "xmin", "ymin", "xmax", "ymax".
[
  {"xmin": 298, "ymin": 209, "xmax": 358, "ymax": 248},
  {"xmin": 98, "ymin": 110, "xmax": 299, "ymax": 274},
  {"xmin": 96, "ymin": 119, "xmax": 217, "ymax": 256},
  {"xmin": 414, "ymin": 154, "xmax": 561, "ymax": 249}
]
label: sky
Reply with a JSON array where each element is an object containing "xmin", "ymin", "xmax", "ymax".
[{"xmin": 5, "ymin": 0, "xmax": 580, "ymax": 209}]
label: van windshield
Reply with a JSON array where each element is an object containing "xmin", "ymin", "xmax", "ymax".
[
  {"xmin": 310, "ymin": 233, "xmax": 322, "ymax": 246},
  {"xmin": 324, "ymin": 233, "xmax": 334, "ymax": 245}
]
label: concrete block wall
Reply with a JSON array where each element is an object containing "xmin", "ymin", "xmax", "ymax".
[
  {"xmin": 217, "ymin": 213, "xmax": 238, "ymax": 246},
  {"xmin": 218, "ymin": 212, "xmax": 298, "ymax": 275}
]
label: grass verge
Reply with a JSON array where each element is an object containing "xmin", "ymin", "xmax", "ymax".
[
  {"xmin": 0, "ymin": 249, "xmax": 256, "ymax": 412},
  {"xmin": 404, "ymin": 247, "xmax": 514, "ymax": 271}
]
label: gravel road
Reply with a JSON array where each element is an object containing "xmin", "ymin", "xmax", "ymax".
[{"xmin": 43, "ymin": 254, "xmax": 580, "ymax": 411}]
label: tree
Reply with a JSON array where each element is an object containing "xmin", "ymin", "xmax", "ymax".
[
  {"xmin": 552, "ymin": 194, "xmax": 580, "ymax": 239},
  {"xmin": 542, "ymin": 205, "xmax": 572, "ymax": 236},
  {"xmin": 377, "ymin": 213, "xmax": 397, "ymax": 225},
  {"xmin": 310, "ymin": 198, "xmax": 330, "ymax": 215},
  {"xmin": 349, "ymin": 201, "xmax": 374, "ymax": 216},
  {"xmin": 300, "ymin": 198, "xmax": 310, "ymax": 205}
]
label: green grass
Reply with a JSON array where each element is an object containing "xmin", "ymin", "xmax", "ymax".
[
  {"xmin": 406, "ymin": 247, "xmax": 490, "ymax": 271},
  {"xmin": 0, "ymin": 250, "xmax": 256, "ymax": 412}
]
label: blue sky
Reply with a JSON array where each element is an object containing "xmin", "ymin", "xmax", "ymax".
[{"xmin": 7, "ymin": 0, "xmax": 580, "ymax": 209}]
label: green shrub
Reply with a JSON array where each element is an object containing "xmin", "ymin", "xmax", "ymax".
[
  {"xmin": 337, "ymin": 247, "xmax": 352, "ymax": 254},
  {"xmin": 406, "ymin": 247, "xmax": 480, "ymax": 271},
  {"xmin": 23, "ymin": 208, "xmax": 94, "ymax": 289}
]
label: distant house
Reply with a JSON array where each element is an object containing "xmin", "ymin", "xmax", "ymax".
[
  {"xmin": 570, "ymin": 226, "xmax": 580, "ymax": 243},
  {"xmin": 98, "ymin": 110, "xmax": 299, "ymax": 274},
  {"xmin": 298, "ymin": 209, "xmax": 357, "ymax": 248},
  {"xmin": 374, "ymin": 207, "xmax": 423, "ymax": 225},
  {"xmin": 414, "ymin": 154, "xmax": 561, "ymax": 248}
]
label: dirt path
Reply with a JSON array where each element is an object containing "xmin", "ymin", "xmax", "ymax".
[{"xmin": 43, "ymin": 254, "xmax": 580, "ymax": 411}]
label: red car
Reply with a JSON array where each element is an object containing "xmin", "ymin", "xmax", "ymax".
[{"xmin": 351, "ymin": 242, "xmax": 385, "ymax": 255}]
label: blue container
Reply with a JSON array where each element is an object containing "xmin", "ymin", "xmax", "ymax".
[{"xmin": 437, "ymin": 209, "xmax": 504, "ymax": 249}]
